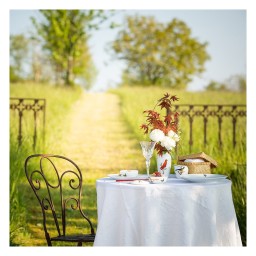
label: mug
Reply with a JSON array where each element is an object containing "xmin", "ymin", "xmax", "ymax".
[{"xmin": 174, "ymin": 165, "xmax": 189, "ymax": 178}]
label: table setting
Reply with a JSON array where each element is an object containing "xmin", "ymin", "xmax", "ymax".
[{"xmin": 94, "ymin": 93, "xmax": 242, "ymax": 246}]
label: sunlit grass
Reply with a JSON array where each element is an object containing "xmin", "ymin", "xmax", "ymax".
[
  {"xmin": 110, "ymin": 86, "xmax": 246, "ymax": 164},
  {"xmin": 10, "ymin": 83, "xmax": 83, "ymax": 246}
]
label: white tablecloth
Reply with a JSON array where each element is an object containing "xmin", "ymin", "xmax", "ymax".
[{"xmin": 94, "ymin": 177, "xmax": 242, "ymax": 246}]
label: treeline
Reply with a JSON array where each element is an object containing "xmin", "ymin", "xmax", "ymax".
[{"xmin": 10, "ymin": 10, "xmax": 246, "ymax": 91}]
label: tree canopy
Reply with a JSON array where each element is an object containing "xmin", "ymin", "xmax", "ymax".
[
  {"xmin": 32, "ymin": 10, "xmax": 106, "ymax": 87},
  {"xmin": 10, "ymin": 34, "xmax": 29, "ymax": 82},
  {"xmin": 112, "ymin": 16, "xmax": 210, "ymax": 89},
  {"xmin": 205, "ymin": 75, "xmax": 246, "ymax": 92}
]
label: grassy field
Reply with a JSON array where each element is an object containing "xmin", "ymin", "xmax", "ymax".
[
  {"xmin": 10, "ymin": 83, "xmax": 246, "ymax": 246},
  {"xmin": 10, "ymin": 83, "xmax": 83, "ymax": 245},
  {"xmin": 110, "ymin": 86, "xmax": 246, "ymax": 164}
]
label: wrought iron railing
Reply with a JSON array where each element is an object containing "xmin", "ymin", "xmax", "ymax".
[
  {"xmin": 172, "ymin": 104, "xmax": 246, "ymax": 152},
  {"xmin": 10, "ymin": 98, "xmax": 46, "ymax": 149}
]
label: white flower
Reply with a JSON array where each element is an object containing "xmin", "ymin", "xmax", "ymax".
[
  {"xmin": 149, "ymin": 129, "xmax": 165, "ymax": 142},
  {"xmin": 160, "ymin": 136, "xmax": 176, "ymax": 150},
  {"xmin": 168, "ymin": 130, "xmax": 180, "ymax": 142}
]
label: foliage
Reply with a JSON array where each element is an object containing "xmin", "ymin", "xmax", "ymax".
[
  {"xmin": 229, "ymin": 164, "xmax": 247, "ymax": 246},
  {"xmin": 10, "ymin": 34, "xmax": 29, "ymax": 82},
  {"xmin": 205, "ymin": 80, "xmax": 228, "ymax": 91},
  {"xmin": 141, "ymin": 93, "xmax": 180, "ymax": 155},
  {"xmin": 226, "ymin": 75, "xmax": 247, "ymax": 92},
  {"xmin": 31, "ymin": 10, "xmax": 106, "ymax": 87},
  {"xmin": 27, "ymin": 37, "xmax": 53, "ymax": 83},
  {"xmin": 10, "ymin": 66, "xmax": 23, "ymax": 83},
  {"xmin": 238, "ymin": 75, "xmax": 246, "ymax": 92},
  {"xmin": 10, "ymin": 34, "xmax": 53, "ymax": 84},
  {"xmin": 205, "ymin": 75, "xmax": 247, "ymax": 92},
  {"xmin": 111, "ymin": 16, "xmax": 210, "ymax": 88}
]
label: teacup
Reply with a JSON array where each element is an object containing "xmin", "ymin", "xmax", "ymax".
[{"xmin": 174, "ymin": 165, "xmax": 189, "ymax": 178}]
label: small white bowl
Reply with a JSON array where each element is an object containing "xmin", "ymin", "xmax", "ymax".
[
  {"xmin": 119, "ymin": 170, "xmax": 127, "ymax": 176},
  {"xmin": 119, "ymin": 170, "xmax": 138, "ymax": 177},
  {"xmin": 126, "ymin": 170, "xmax": 139, "ymax": 177}
]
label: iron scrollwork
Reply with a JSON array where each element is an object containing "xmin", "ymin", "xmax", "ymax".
[
  {"xmin": 173, "ymin": 104, "xmax": 246, "ymax": 152},
  {"xmin": 10, "ymin": 97, "xmax": 46, "ymax": 149},
  {"xmin": 25, "ymin": 154, "xmax": 95, "ymax": 239}
]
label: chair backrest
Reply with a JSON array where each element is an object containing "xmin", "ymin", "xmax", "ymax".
[{"xmin": 24, "ymin": 154, "xmax": 95, "ymax": 240}]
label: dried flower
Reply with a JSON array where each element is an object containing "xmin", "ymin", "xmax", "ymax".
[{"xmin": 141, "ymin": 92, "xmax": 180, "ymax": 155}]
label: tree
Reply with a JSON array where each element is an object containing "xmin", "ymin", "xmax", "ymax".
[
  {"xmin": 205, "ymin": 80, "xmax": 227, "ymax": 91},
  {"xmin": 112, "ymin": 16, "xmax": 210, "ymax": 89},
  {"xmin": 27, "ymin": 36, "xmax": 53, "ymax": 83},
  {"xmin": 238, "ymin": 76, "xmax": 246, "ymax": 92},
  {"xmin": 10, "ymin": 34, "xmax": 29, "ymax": 82},
  {"xmin": 205, "ymin": 75, "xmax": 247, "ymax": 92},
  {"xmin": 225, "ymin": 75, "xmax": 246, "ymax": 92},
  {"xmin": 31, "ymin": 10, "xmax": 106, "ymax": 87}
]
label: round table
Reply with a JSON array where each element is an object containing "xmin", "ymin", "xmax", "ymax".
[{"xmin": 94, "ymin": 176, "xmax": 242, "ymax": 246}]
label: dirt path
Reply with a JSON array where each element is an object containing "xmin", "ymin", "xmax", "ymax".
[{"xmin": 63, "ymin": 92, "xmax": 144, "ymax": 176}]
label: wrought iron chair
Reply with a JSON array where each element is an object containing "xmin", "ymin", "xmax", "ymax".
[{"xmin": 24, "ymin": 154, "xmax": 95, "ymax": 246}]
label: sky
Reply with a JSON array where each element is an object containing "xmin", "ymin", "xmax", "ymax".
[{"xmin": 9, "ymin": 9, "xmax": 246, "ymax": 91}]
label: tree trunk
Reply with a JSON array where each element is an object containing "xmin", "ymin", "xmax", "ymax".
[{"xmin": 65, "ymin": 56, "xmax": 73, "ymax": 86}]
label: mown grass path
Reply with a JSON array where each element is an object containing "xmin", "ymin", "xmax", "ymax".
[{"xmin": 63, "ymin": 92, "xmax": 144, "ymax": 174}]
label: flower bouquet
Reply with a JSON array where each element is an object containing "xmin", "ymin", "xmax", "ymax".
[{"xmin": 140, "ymin": 93, "xmax": 180, "ymax": 177}]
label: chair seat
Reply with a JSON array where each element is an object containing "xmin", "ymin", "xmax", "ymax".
[{"xmin": 51, "ymin": 234, "xmax": 95, "ymax": 243}]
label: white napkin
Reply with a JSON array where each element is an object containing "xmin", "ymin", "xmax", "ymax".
[{"xmin": 184, "ymin": 158, "xmax": 205, "ymax": 163}]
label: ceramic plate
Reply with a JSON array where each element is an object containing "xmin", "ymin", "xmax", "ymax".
[
  {"xmin": 180, "ymin": 174, "xmax": 227, "ymax": 183},
  {"xmin": 107, "ymin": 174, "xmax": 148, "ymax": 181}
]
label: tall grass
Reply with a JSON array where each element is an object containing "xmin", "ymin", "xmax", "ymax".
[
  {"xmin": 10, "ymin": 83, "xmax": 82, "ymax": 245},
  {"xmin": 110, "ymin": 86, "xmax": 246, "ymax": 245},
  {"xmin": 110, "ymin": 86, "xmax": 246, "ymax": 162}
]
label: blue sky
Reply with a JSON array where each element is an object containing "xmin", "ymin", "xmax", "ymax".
[{"xmin": 10, "ymin": 9, "xmax": 246, "ymax": 91}]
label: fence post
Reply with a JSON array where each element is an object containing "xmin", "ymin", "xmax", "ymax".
[
  {"xmin": 10, "ymin": 98, "xmax": 46, "ymax": 149},
  {"xmin": 172, "ymin": 104, "xmax": 246, "ymax": 152}
]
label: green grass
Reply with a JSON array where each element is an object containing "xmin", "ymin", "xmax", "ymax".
[
  {"xmin": 110, "ymin": 86, "xmax": 246, "ymax": 163},
  {"xmin": 110, "ymin": 86, "xmax": 246, "ymax": 245},
  {"xmin": 10, "ymin": 83, "xmax": 83, "ymax": 246}
]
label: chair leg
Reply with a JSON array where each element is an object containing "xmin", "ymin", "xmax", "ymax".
[
  {"xmin": 45, "ymin": 233, "xmax": 52, "ymax": 246},
  {"xmin": 77, "ymin": 241, "xmax": 82, "ymax": 246}
]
